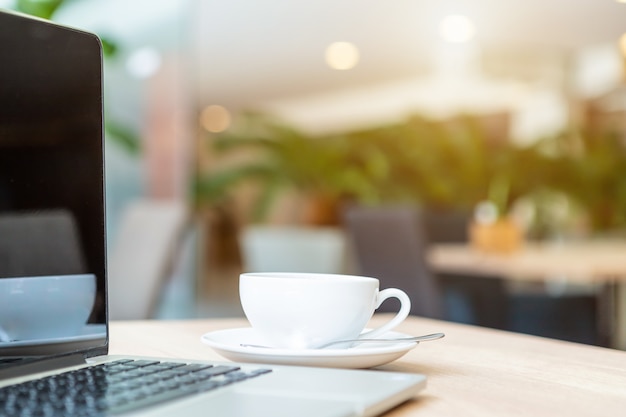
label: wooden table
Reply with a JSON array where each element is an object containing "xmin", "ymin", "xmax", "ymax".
[
  {"xmin": 110, "ymin": 316, "xmax": 626, "ymax": 417},
  {"xmin": 426, "ymin": 240, "xmax": 626, "ymax": 349}
]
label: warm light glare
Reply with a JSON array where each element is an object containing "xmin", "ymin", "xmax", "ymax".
[
  {"xmin": 325, "ymin": 42, "xmax": 360, "ymax": 70},
  {"xmin": 620, "ymin": 33, "xmax": 626, "ymax": 58},
  {"xmin": 126, "ymin": 47, "xmax": 161, "ymax": 79},
  {"xmin": 200, "ymin": 105, "xmax": 231, "ymax": 133},
  {"xmin": 439, "ymin": 15, "xmax": 475, "ymax": 43}
]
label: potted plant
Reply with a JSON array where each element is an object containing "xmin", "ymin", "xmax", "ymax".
[
  {"xmin": 468, "ymin": 176, "xmax": 524, "ymax": 253},
  {"xmin": 193, "ymin": 112, "xmax": 378, "ymax": 225}
]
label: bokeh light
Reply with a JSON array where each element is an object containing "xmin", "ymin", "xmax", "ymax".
[
  {"xmin": 200, "ymin": 105, "xmax": 231, "ymax": 133},
  {"xmin": 325, "ymin": 41, "xmax": 360, "ymax": 70}
]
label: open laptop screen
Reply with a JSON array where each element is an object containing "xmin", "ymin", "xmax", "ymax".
[{"xmin": 0, "ymin": 10, "xmax": 107, "ymax": 363}]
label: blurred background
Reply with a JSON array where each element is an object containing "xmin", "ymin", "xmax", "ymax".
[{"xmin": 6, "ymin": 0, "xmax": 626, "ymax": 347}]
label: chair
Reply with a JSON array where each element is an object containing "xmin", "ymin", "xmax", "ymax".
[
  {"xmin": 107, "ymin": 199, "xmax": 188, "ymax": 320},
  {"xmin": 421, "ymin": 208, "xmax": 510, "ymax": 329},
  {"xmin": 342, "ymin": 205, "xmax": 444, "ymax": 319},
  {"xmin": 0, "ymin": 210, "xmax": 86, "ymax": 277},
  {"xmin": 508, "ymin": 292, "xmax": 599, "ymax": 345},
  {"xmin": 240, "ymin": 225, "xmax": 346, "ymax": 274}
]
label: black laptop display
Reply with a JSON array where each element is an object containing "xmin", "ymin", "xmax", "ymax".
[{"xmin": 0, "ymin": 10, "xmax": 107, "ymax": 364}]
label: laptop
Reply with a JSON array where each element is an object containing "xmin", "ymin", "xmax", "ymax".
[{"xmin": 0, "ymin": 8, "xmax": 426, "ymax": 417}]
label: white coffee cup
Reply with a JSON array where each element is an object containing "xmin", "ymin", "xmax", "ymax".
[
  {"xmin": 239, "ymin": 272, "xmax": 411, "ymax": 349},
  {"xmin": 0, "ymin": 274, "xmax": 96, "ymax": 342}
]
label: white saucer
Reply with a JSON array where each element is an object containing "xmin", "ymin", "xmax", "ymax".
[{"xmin": 200, "ymin": 327, "xmax": 418, "ymax": 369}]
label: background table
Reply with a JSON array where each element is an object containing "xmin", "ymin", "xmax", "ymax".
[
  {"xmin": 427, "ymin": 240, "xmax": 626, "ymax": 349},
  {"xmin": 110, "ymin": 316, "xmax": 626, "ymax": 417}
]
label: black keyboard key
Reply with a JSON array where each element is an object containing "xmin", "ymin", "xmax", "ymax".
[
  {"xmin": 196, "ymin": 365, "xmax": 240, "ymax": 377},
  {"xmin": 173, "ymin": 363, "xmax": 215, "ymax": 373},
  {"xmin": 124, "ymin": 360, "xmax": 161, "ymax": 368}
]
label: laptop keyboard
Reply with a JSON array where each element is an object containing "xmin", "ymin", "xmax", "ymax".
[{"xmin": 0, "ymin": 358, "xmax": 272, "ymax": 416}]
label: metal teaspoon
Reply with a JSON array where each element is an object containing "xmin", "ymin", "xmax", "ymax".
[{"xmin": 240, "ymin": 332, "xmax": 445, "ymax": 349}]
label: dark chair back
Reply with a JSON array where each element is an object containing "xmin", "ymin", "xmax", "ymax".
[
  {"xmin": 0, "ymin": 210, "xmax": 86, "ymax": 278},
  {"xmin": 343, "ymin": 205, "xmax": 444, "ymax": 319}
]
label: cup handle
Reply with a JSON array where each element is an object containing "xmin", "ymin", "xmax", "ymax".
[{"xmin": 359, "ymin": 288, "xmax": 411, "ymax": 340}]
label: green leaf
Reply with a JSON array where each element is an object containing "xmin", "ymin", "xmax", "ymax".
[
  {"xmin": 16, "ymin": 0, "xmax": 65, "ymax": 19},
  {"xmin": 100, "ymin": 36, "xmax": 118, "ymax": 58},
  {"xmin": 104, "ymin": 122, "xmax": 141, "ymax": 155}
]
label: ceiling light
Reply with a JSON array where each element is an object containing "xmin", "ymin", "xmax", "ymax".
[
  {"xmin": 325, "ymin": 42, "xmax": 360, "ymax": 70},
  {"xmin": 200, "ymin": 105, "xmax": 231, "ymax": 133},
  {"xmin": 126, "ymin": 47, "xmax": 161, "ymax": 79},
  {"xmin": 439, "ymin": 15, "xmax": 475, "ymax": 43}
]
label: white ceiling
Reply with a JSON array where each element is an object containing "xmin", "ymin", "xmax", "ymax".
[
  {"xmin": 51, "ymin": 0, "xmax": 626, "ymax": 113},
  {"xmin": 186, "ymin": 0, "xmax": 626, "ymax": 109}
]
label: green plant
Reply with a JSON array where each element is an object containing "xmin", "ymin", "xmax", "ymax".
[
  {"xmin": 501, "ymin": 126, "xmax": 626, "ymax": 234},
  {"xmin": 195, "ymin": 109, "xmax": 626, "ymax": 234},
  {"xmin": 341, "ymin": 114, "xmax": 548, "ymax": 215},
  {"xmin": 193, "ymin": 113, "xmax": 376, "ymax": 223},
  {"xmin": 193, "ymin": 112, "xmax": 548, "ymax": 224},
  {"xmin": 15, "ymin": 0, "xmax": 63, "ymax": 19},
  {"xmin": 544, "ymin": 128, "xmax": 626, "ymax": 231}
]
